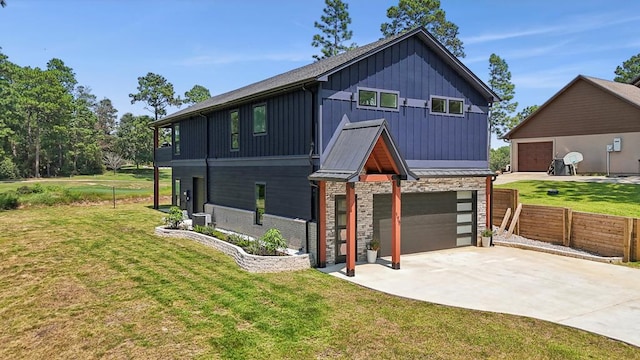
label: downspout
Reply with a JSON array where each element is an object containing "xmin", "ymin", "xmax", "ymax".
[
  {"xmin": 303, "ymin": 83, "xmax": 323, "ymax": 267},
  {"xmin": 198, "ymin": 113, "xmax": 209, "ymax": 210},
  {"xmin": 490, "ymin": 174, "xmax": 497, "ymax": 246}
]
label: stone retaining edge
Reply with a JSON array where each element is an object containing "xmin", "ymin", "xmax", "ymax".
[
  {"xmin": 155, "ymin": 227, "xmax": 312, "ymax": 273},
  {"xmin": 494, "ymin": 241, "xmax": 623, "ymax": 264}
]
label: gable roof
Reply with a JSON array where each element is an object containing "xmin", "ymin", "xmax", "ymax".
[
  {"xmin": 504, "ymin": 75, "xmax": 640, "ymax": 139},
  {"xmin": 154, "ymin": 27, "xmax": 498, "ymax": 127},
  {"xmin": 308, "ymin": 118, "xmax": 416, "ymax": 182}
]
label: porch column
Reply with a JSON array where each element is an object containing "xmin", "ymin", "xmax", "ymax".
[
  {"xmin": 318, "ymin": 181, "xmax": 327, "ymax": 268},
  {"xmin": 153, "ymin": 127, "xmax": 159, "ymax": 210},
  {"xmin": 486, "ymin": 175, "xmax": 493, "ymax": 246},
  {"xmin": 391, "ymin": 177, "xmax": 401, "ymax": 269},
  {"xmin": 346, "ymin": 182, "xmax": 356, "ymax": 277}
]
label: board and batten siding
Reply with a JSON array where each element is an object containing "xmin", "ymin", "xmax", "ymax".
[
  {"xmin": 172, "ymin": 116, "xmax": 207, "ymax": 160},
  {"xmin": 209, "ymin": 165, "xmax": 312, "ymax": 220},
  {"xmin": 509, "ymin": 79, "xmax": 640, "ymax": 139},
  {"xmin": 207, "ymin": 89, "xmax": 313, "ymax": 159},
  {"xmin": 321, "ymin": 36, "xmax": 489, "ymax": 161}
]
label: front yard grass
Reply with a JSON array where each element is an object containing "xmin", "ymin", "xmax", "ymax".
[
  {"xmin": 496, "ymin": 180, "xmax": 640, "ymax": 217},
  {"xmin": 0, "ymin": 167, "xmax": 171, "ymax": 208},
  {"xmin": 1, "ymin": 203, "xmax": 638, "ymax": 359}
]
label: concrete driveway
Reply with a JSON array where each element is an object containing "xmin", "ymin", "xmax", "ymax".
[
  {"xmin": 320, "ymin": 246, "xmax": 640, "ymax": 347},
  {"xmin": 494, "ymin": 171, "xmax": 640, "ymax": 185}
]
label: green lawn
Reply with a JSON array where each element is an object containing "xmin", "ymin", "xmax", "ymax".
[
  {"xmin": 0, "ymin": 203, "xmax": 638, "ymax": 359},
  {"xmin": 496, "ymin": 180, "xmax": 640, "ymax": 217},
  {"xmin": 0, "ymin": 167, "xmax": 172, "ymax": 207}
]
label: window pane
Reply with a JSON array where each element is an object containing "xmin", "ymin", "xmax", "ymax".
[
  {"xmin": 457, "ymin": 191, "xmax": 472, "ymax": 199},
  {"xmin": 230, "ymin": 111, "xmax": 239, "ymax": 149},
  {"xmin": 380, "ymin": 92, "xmax": 398, "ymax": 109},
  {"xmin": 173, "ymin": 124, "xmax": 180, "ymax": 155},
  {"xmin": 457, "ymin": 213, "xmax": 472, "ymax": 223},
  {"xmin": 457, "ymin": 236, "xmax": 472, "ymax": 246},
  {"xmin": 457, "ymin": 202, "xmax": 472, "ymax": 211},
  {"xmin": 253, "ymin": 105, "xmax": 266, "ymax": 134},
  {"xmin": 174, "ymin": 179, "xmax": 181, "ymax": 207},
  {"xmin": 449, "ymin": 99, "xmax": 464, "ymax": 114},
  {"xmin": 431, "ymin": 98, "xmax": 446, "ymax": 113},
  {"xmin": 255, "ymin": 184, "xmax": 265, "ymax": 225},
  {"xmin": 358, "ymin": 90, "xmax": 377, "ymax": 107}
]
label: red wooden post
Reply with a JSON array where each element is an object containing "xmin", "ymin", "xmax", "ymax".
[
  {"xmin": 486, "ymin": 176, "xmax": 491, "ymax": 228},
  {"xmin": 346, "ymin": 182, "xmax": 356, "ymax": 277},
  {"xmin": 153, "ymin": 127, "xmax": 159, "ymax": 210},
  {"xmin": 391, "ymin": 177, "xmax": 401, "ymax": 269},
  {"xmin": 318, "ymin": 181, "xmax": 327, "ymax": 268}
]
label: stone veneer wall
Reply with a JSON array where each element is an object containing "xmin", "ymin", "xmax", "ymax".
[
  {"xmin": 155, "ymin": 227, "xmax": 312, "ymax": 273},
  {"xmin": 204, "ymin": 204, "xmax": 309, "ymax": 252},
  {"xmin": 324, "ymin": 177, "xmax": 487, "ymax": 265}
]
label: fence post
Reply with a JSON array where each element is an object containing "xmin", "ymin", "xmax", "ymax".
[
  {"xmin": 513, "ymin": 190, "xmax": 520, "ymax": 235},
  {"xmin": 631, "ymin": 219, "xmax": 640, "ymax": 261},
  {"xmin": 564, "ymin": 208, "xmax": 572, "ymax": 247},
  {"xmin": 623, "ymin": 218, "xmax": 633, "ymax": 262}
]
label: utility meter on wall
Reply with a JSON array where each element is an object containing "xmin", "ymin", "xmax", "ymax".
[{"xmin": 613, "ymin": 137, "xmax": 621, "ymax": 152}]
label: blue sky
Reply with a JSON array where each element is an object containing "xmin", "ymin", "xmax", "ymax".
[{"xmin": 1, "ymin": 0, "xmax": 639, "ymax": 147}]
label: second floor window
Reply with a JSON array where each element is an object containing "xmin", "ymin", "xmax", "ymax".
[
  {"xmin": 430, "ymin": 96, "xmax": 465, "ymax": 117},
  {"xmin": 253, "ymin": 104, "xmax": 266, "ymax": 135},
  {"xmin": 357, "ymin": 87, "xmax": 400, "ymax": 111},
  {"xmin": 173, "ymin": 124, "xmax": 180, "ymax": 155},
  {"xmin": 230, "ymin": 110, "xmax": 239, "ymax": 150}
]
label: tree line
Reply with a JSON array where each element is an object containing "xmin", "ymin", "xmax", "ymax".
[{"xmin": 0, "ymin": 49, "xmax": 210, "ymax": 180}]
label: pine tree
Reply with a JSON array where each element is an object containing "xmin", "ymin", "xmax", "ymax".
[
  {"xmin": 311, "ymin": 0, "xmax": 356, "ymax": 60},
  {"xmin": 613, "ymin": 53, "xmax": 640, "ymax": 83},
  {"xmin": 381, "ymin": 0, "xmax": 464, "ymax": 57},
  {"xmin": 488, "ymin": 53, "xmax": 518, "ymax": 142}
]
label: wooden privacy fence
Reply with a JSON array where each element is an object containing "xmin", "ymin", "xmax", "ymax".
[{"xmin": 494, "ymin": 189, "xmax": 639, "ymax": 262}]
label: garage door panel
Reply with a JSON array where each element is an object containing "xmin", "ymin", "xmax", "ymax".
[
  {"xmin": 518, "ymin": 141, "xmax": 553, "ymax": 171},
  {"xmin": 375, "ymin": 192, "xmax": 460, "ymax": 257}
]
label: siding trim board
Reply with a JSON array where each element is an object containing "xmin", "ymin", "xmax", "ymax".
[{"xmin": 208, "ymin": 155, "xmax": 315, "ymax": 167}]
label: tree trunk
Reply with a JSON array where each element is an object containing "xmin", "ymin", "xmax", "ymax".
[{"xmin": 35, "ymin": 127, "xmax": 41, "ymax": 178}]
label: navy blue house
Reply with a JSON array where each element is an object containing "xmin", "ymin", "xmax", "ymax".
[{"xmin": 152, "ymin": 28, "xmax": 498, "ymax": 272}]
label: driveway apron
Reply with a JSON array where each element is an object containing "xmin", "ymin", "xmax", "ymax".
[{"xmin": 320, "ymin": 246, "xmax": 640, "ymax": 347}]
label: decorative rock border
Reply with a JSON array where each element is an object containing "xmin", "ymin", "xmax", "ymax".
[{"xmin": 155, "ymin": 227, "xmax": 312, "ymax": 273}]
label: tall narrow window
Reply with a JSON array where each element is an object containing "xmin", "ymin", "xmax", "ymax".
[
  {"xmin": 253, "ymin": 104, "xmax": 266, "ymax": 134},
  {"xmin": 173, "ymin": 124, "xmax": 180, "ymax": 155},
  {"xmin": 230, "ymin": 110, "xmax": 239, "ymax": 150},
  {"xmin": 174, "ymin": 178, "xmax": 181, "ymax": 207},
  {"xmin": 255, "ymin": 183, "xmax": 265, "ymax": 225}
]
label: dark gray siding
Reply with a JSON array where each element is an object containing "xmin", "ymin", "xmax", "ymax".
[
  {"xmin": 173, "ymin": 116, "xmax": 207, "ymax": 160},
  {"xmin": 209, "ymin": 165, "xmax": 312, "ymax": 220},
  {"xmin": 208, "ymin": 89, "xmax": 313, "ymax": 158},
  {"xmin": 321, "ymin": 36, "xmax": 489, "ymax": 161},
  {"xmin": 172, "ymin": 163, "xmax": 207, "ymax": 215}
]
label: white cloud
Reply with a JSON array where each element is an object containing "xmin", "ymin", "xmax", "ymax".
[{"xmin": 464, "ymin": 13, "xmax": 640, "ymax": 45}]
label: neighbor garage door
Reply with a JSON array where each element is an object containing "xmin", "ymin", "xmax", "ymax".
[
  {"xmin": 373, "ymin": 191, "xmax": 476, "ymax": 257},
  {"xmin": 518, "ymin": 141, "xmax": 553, "ymax": 171}
]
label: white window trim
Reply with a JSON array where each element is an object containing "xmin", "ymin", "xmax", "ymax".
[
  {"xmin": 429, "ymin": 95, "xmax": 466, "ymax": 117},
  {"xmin": 356, "ymin": 87, "xmax": 400, "ymax": 112}
]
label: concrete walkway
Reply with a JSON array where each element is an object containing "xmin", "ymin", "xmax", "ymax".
[
  {"xmin": 320, "ymin": 246, "xmax": 640, "ymax": 347},
  {"xmin": 495, "ymin": 172, "xmax": 640, "ymax": 185}
]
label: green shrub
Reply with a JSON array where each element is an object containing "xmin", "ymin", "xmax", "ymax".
[
  {"xmin": 260, "ymin": 228, "xmax": 287, "ymax": 255},
  {"xmin": 0, "ymin": 191, "xmax": 19, "ymax": 210},
  {"xmin": 163, "ymin": 206, "xmax": 184, "ymax": 229},
  {"xmin": 0, "ymin": 157, "xmax": 19, "ymax": 180},
  {"xmin": 16, "ymin": 184, "xmax": 45, "ymax": 195}
]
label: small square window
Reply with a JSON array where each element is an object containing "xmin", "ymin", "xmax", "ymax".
[
  {"xmin": 449, "ymin": 99, "xmax": 464, "ymax": 114},
  {"xmin": 380, "ymin": 92, "xmax": 398, "ymax": 109},
  {"xmin": 358, "ymin": 90, "xmax": 377, "ymax": 107},
  {"xmin": 253, "ymin": 104, "xmax": 266, "ymax": 134},
  {"xmin": 431, "ymin": 98, "xmax": 446, "ymax": 113}
]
